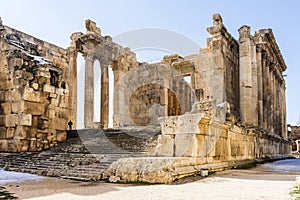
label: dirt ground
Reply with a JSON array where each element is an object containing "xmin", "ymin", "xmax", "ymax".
[{"xmin": 3, "ymin": 164, "xmax": 300, "ymax": 200}]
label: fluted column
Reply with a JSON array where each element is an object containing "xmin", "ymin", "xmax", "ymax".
[
  {"xmin": 101, "ymin": 64, "xmax": 109, "ymax": 129},
  {"xmin": 84, "ymin": 55, "xmax": 94, "ymax": 128}
]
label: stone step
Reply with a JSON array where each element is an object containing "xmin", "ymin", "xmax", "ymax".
[{"xmin": 0, "ymin": 127, "xmax": 161, "ymax": 181}]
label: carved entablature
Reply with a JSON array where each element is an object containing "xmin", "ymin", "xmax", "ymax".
[
  {"xmin": 172, "ymin": 60, "xmax": 195, "ymax": 76},
  {"xmin": 254, "ymin": 29, "xmax": 287, "ymax": 72}
]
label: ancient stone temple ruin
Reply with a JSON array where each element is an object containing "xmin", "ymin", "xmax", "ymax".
[{"xmin": 0, "ymin": 14, "xmax": 292, "ymax": 183}]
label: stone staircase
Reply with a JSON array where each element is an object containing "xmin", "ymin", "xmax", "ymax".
[{"xmin": 0, "ymin": 128, "xmax": 160, "ymax": 181}]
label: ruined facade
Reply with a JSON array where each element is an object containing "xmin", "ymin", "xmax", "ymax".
[
  {"xmin": 0, "ymin": 19, "xmax": 70, "ymax": 152},
  {"xmin": 0, "ymin": 12, "xmax": 290, "ymax": 171}
]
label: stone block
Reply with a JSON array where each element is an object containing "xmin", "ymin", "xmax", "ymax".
[
  {"xmin": 43, "ymin": 84, "xmax": 55, "ymax": 93},
  {"xmin": 10, "ymin": 88, "xmax": 22, "ymax": 101},
  {"xmin": 155, "ymin": 135, "xmax": 175, "ymax": 156},
  {"xmin": 0, "ymin": 102, "xmax": 12, "ymax": 114},
  {"xmin": 7, "ymin": 139, "xmax": 20, "ymax": 152},
  {"xmin": 0, "ymin": 139, "xmax": 8, "ymax": 151},
  {"xmin": 56, "ymin": 131, "xmax": 66, "ymax": 142},
  {"xmin": 20, "ymin": 139, "xmax": 29, "ymax": 152},
  {"xmin": 51, "ymin": 118, "xmax": 67, "ymax": 131},
  {"xmin": 12, "ymin": 101, "xmax": 23, "ymax": 113},
  {"xmin": 0, "ymin": 91, "xmax": 5, "ymax": 103},
  {"xmin": 174, "ymin": 134, "xmax": 196, "ymax": 157},
  {"xmin": 6, "ymin": 128, "xmax": 15, "ymax": 139},
  {"xmin": 23, "ymin": 101, "xmax": 45, "ymax": 115},
  {"xmin": 5, "ymin": 114, "xmax": 16, "ymax": 127},
  {"xmin": 22, "ymin": 87, "xmax": 41, "ymax": 102},
  {"xmin": 16, "ymin": 113, "xmax": 32, "ymax": 126},
  {"xmin": 14, "ymin": 126, "xmax": 29, "ymax": 139},
  {"xmin": 0, "ymin": 126, "xmax": 6, "ymax": 139}
]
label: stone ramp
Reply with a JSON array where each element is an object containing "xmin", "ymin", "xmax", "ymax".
[{"xmin": 0, "ymin": 128, "xmax": 160, "ymax": 181}]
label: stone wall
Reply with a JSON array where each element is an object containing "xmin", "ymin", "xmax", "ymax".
[
  {"xmin": 104, "ymin": 100, "xmax": 290, "ymax": 183},
  {"xmin": 0, "ymin": 23, "xmax": 70, "ymax": 152}
]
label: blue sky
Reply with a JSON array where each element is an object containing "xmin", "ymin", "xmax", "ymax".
[{"xmin": 1, "ymin": 0, "xmax": 300, "ymax": 125}]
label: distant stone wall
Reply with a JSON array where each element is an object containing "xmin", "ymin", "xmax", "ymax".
[{"xmin": 0, "ymin": 24, "xmax": 70, "ymax": 152}]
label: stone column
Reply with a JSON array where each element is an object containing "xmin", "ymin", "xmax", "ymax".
[
  {"xmin": 256, "ymin": 45, "xmax": 263, "ymax": 128},
  {"xmin": 251, "ymin": 39, "xmax": 258, "ymax": 126},
  {"xmin": 269, "ymin": 66, "xmax": 274, "ymax": 133},
  {"xmin": 239, "ymin": 25, "xmax": 253, "ymax": 126},
  {"xmin": 261, "ymin": 55, "xmax": 268, "ymax": 130},
  {"xmin": 101, "ymin": 64, "xmax": 109, "ymax": 129},
  {"xmin": 265, "ymin": 59, "xmax": 271, "ymax": 131},
  {"xmin": 84, "ymin": 55, "xmax": 94, "ymax": 128},
  {"xmin": 68, "ymin": 49, "xmax": 77, "ymax": 128}
]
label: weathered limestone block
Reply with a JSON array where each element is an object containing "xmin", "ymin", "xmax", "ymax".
[
  {"xmin": 155, "ymin": 135, "xmax": 175, "ymax": 156},
  {"xmin": 4, "ymin": 114, "xmax": 16, "ymax": 127},
  {"xmin": 10, "ymin": 88, "xmax": 22, "ymax": 101},
  {"xmin": 22, "ymin": 87, "xmax": 41, "ymax": 102},
  {"xmin": 12, "ymin": 101, "xmax": 45, "ymax": 115},
  {"xmin": 1, "ymin": 102, "xmax": 12, "ymax": 114},
  {"xmin": 0, "ymin": 91, "xmax": 5, "ymax": 103},
  {"xmin": 0, "ymin": 139, "xmax": 8, "ymax": 151},
  {"xmin": 56, "ymin": 131, "xmax": 66, "ymax": 142},
  {"xmin": 7, "ymin": 139, "xmax": 20, "ymax": 152},
  {"xmin": 104, "ymin": 157, "xmax": 201, "ymax": 184},
  {"xmin": 43, "ymin": 84, "xmax": 55, "ymax": 93},
  {"xmin": 16, "ymin": 113, "xmax": 32, "ymax": 126},
  {"xmin": 14, "ymin": 126, "xmax": 29, "ymax": 139},
  {"xmin": 51, "ymin": 118, "xmax": 67, "ymax": 131},
  {"xmin": 6, "ymin": 128, "xmax": 15, "ymax": 139},
  {"xmin": 174, "ymin": 134, "xmax": 197, "ymax": 157},
  {"xmin": 0, "ymin": 126, "xmax": 6, "ymax": 139}
]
